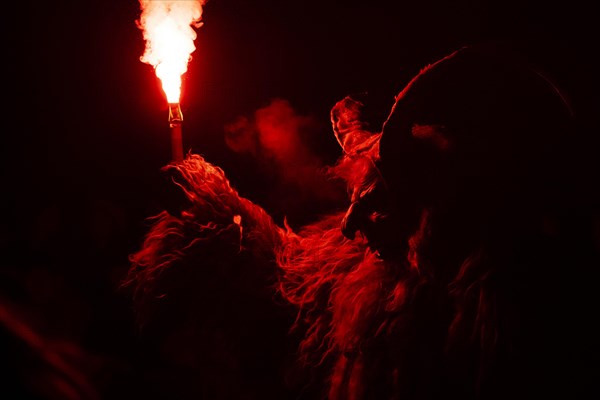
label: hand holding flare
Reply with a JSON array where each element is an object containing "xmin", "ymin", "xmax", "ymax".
[{"xmin": 137, "ymin": 0, "xmax": 207, "ymax": 162}]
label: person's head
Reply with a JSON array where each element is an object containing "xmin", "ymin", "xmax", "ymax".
[{"xmin": 337, "ymin": 44, "xmax": 576, "ymax": 275}]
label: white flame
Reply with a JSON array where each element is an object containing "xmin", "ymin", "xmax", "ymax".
[{"xmin": 137, "ymin": 0, "xmax": 206, "ymax": 103}]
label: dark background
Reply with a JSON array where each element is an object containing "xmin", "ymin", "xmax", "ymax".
[{"xmin": 2, "ymin": 0, "xmax": 598, "ymax": 398}]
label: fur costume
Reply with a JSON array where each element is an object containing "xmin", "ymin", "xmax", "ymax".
[{"xmin": 125, "ymin": 45, "xmax": 599, "ymax": 399}]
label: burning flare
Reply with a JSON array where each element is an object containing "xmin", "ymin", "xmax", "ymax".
[{"xmin": 137, "ymin": 0, "xmax": 206, "ymax": 103}]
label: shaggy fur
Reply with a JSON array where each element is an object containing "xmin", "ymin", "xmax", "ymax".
[
  {"xmin": 126, "ymin": 155, "xmax": 285, "ymax": 327},
  {"xmin": 124, "ymin": 145, "xmax": 487, "ymax": 400},
  {"xmin": 125, "ymin": 46, "xmax": 598, "ymax": 399}
]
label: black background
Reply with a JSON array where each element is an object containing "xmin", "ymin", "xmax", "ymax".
[{"xmin": 2, "ymin": 0, "xmax": 598, "ymax": 397}]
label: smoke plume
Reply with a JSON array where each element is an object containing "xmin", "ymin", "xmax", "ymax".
[{"xmin": 225, "ymin": 99, "xmax": 346, "ymax": 224}]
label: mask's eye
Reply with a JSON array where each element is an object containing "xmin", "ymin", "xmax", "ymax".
[
  {"xmin": 368, "ymin": 211, "xmax": 387, "ymax": 224},
  {"xmin": 341, "ymin": 177, "xmax": 391, "ymax": 240}
]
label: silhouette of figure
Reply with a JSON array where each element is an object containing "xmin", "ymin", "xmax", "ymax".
[{"xmin": 125, "ymin": 43, "xmax": 599, "ymax": 399}]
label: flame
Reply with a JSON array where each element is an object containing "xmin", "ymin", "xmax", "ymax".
[{"xmin": 137, "ymin": 0, "xmax": 206, "ymax": 103}]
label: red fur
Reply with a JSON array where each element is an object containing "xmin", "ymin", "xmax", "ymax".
[
  {"xmin": 125, "ymin": 154, "xmax": 285, "ymax": 327},
  {"xmin": 124, "ymin": 148, "xmax": 570, "ymax": 399},
  {"xmin": 123, "ymin": 72, "xmax": 592, "ymax": 398},
  {"xmin": 124, "ymin": 129, "xmax": 440, "ymax": 398}
]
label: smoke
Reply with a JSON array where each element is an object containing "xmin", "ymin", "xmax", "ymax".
[
  {"xmin": 137, "ymin": 0, "xmax": 207, "ymax": 103},
  {"xmin": 224, "ymin": 98, "xmax": 322, "ymax": 176},
  {"xmin": 225, "ymin": 99, "xmax": 346, "ymax": 223}
]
